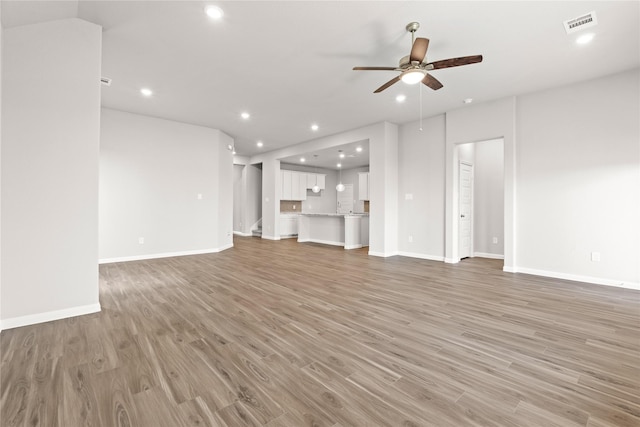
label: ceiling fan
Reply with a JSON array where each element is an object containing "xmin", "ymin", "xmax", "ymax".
[{"xmin": 353, "ymin": 22, "xmax": 483, "ymax": 93}]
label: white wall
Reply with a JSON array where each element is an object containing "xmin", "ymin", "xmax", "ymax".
[
  {"xmin": 216, "ymin": 133, "xmax": 234, "ymax": 247},
  {"xmin": 245, "ymin": 164, "xmax": 262, "ymax": 232},
  {"xmin": 0, "ymin": 4, "xmax": 4, "ymax": 325},
  {"xmin": 99, "ymin": 108, "xmax": 233, "ymax": 262},
  {"xmin": 261, "ymin": 158, "xmax": 280, "ymax": 239},
  {"xmin": 445, "ymin": 97, "xmax": 516, "ymax": 267},
  {"xmin": 394, "ymin": 69, "xmax": 638, "ymax": 288},
  {"xmin": 515, "ymin": 68, "xmax": 639, "ymax": 287},
  {"xmin": 371, "ymin": 122, "xmax": 399, "ymax": 256},
  {"xmin": 340, "ymin": 166, "xmax": 369, "ymax": 214},
  {"xmin": 473, "ymin": 139, "xmax": 504, "ymax": 257},
  {"xmin": 398, "ymin": 115, "xmax": 446, "ymax": 260},
  {"xmin": 1, "ymin": 19, "xmax": 102, "ymax": 329},
  {"xmin": 458, "ymin": 142, "xmax": 475, "ymax": 163},
  {"xmin": 233, "ymin": 164, "xmax": 244, "ymax": 232}
]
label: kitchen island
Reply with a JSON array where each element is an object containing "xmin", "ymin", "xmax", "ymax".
[{"xmin": 297, "ymin": 213, "xmax": 369, "ymax": 249}]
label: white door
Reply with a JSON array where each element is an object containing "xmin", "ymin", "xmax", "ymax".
[
  {"xmin": 459, "ymin": 162, "xmax": 473, "ymax": 259},
  {"xmin": 337, "ymin": 184, "xmax": 354, "ymax": 214}
]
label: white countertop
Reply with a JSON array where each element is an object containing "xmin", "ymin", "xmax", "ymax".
[{"xmin": 299, "ymin": 213, "xmax": 369, "ymax": 217}]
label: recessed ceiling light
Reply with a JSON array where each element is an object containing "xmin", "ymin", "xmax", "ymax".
[
  {"xmin": 463, "ymin": 98, "xmax": 473, "ymax": 104},
  {"xmin": 576, "ymin": 33, "xmax": 594, "ymax": 45},
  {"xmin": 232, "ymin": 150, "xmax": 236, "ymax": 155},
  {"xmin": 205, "ymin": 5, "xmax": 224, "ymax": 19},
  {"xmin": 356, "ymin": 146, "xmax": 363, "ymax": 152},
  {"xmin": 140, "ymin": 88, "xmax": 153, "ymax": 97},
  {"xmin": 339, "ymin": 153, "xmax": 345, "ymax": 159},
  {"xmin": 256, "ymin": 141, "xmax": 263, "ymax": 148},
  {"xmin": 300, "ymin": 157, "xmax": 306, "ymax": 162},
  {"xmin": 311, "ymin": 124, "xmax": 319, "ymax": 131},
  {"xmin": 241, "ymin": 112, "xmax": 250, "ymax": 120},
  {"xmin": 396, "ymin": 94, "xmax": 406, "ymax": 103},
  {"xmin": 337, "ymin": 163, "xmax": 342, "ymax": 168}
]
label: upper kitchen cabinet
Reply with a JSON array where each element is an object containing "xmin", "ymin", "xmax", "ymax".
[
  {"xmin": 306, "ymin": 173, "xmax": 326, "ymax": 191},
  {"xmin": 358, "ymin": 172, "xmax": 370, "ymax": 201},
  {"xmin": 281, "ymin": 170, "xmax": 307, "ymax": 201}
]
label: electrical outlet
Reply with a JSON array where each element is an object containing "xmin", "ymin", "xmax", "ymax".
[
  {"xmin": 197, "ymin": 193, "xmax": 203, "ymax": 200},
  {"xmin": 492, "ymin": 237, "xmax": 498, "ymax": 244},
  {"xmin": 408, "ymin": 235, "xmax": 413, "ymax": 243},
  {"xmin": 405, "ymin": 193, "xmax": 413, "ymax": 200},
  {"xmin": 138, "ymin": 237, "xmax": 144, "ymax": 244},
  {"xmin": 591, "ymin": 252, "xmax": 601, "ymax": 262}
]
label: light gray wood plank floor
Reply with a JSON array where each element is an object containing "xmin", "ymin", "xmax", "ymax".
[{"xmin": 2, "ymin": 236, "xmax": 639, "ymax": 426}]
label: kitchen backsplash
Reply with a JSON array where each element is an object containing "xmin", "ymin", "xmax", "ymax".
[{"xmin": 280, "ymin": 200, "xmax": 302, "ymax": 212}]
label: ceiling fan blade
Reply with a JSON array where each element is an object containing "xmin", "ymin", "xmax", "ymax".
[
  {"xmin": 374, "ymin": 76, "xmax": 401, "ymax": 93},
  {"xmin": 422, "ymin": 73, "xmax": 443, "ymax": 91},
  {"xmin": 410, "ymin": 38, "xmax": 429, "ymax": 63},
  {"xmin": 353, "ymin": 66, "xmax": 397, "ymax": 71},
  {"xmin": 427, "ymin": 55, "xmax": 483, "ymax": 70}
]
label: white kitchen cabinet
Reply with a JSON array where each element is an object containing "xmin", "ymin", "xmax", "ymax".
[
  {"xmin": 291, "ymin": 171, "xmax": 301, "ymax": 200},
  {"xmin": 279, "ymin": 214, "xmax": 299, "ymax": 237},
  {"xmin": 306, "ymin": 173, "xmax": 316, "ymax": 189},
  {"xmin": 306, "ymin": 173, "xmax": 326, "ymax": 190},
  {"xmin": 281, "ymin": 170, "xmax": 307, "ymax": 200},
  {"xmin": 358, "ymin": 172, "xmax": 370, "ymax": 201},
  {"xmin": 282, "ymin": 170, "xmax": 292, "ymax": 200},
  {"xmin": 298, "ymin": 172, "xmax": 307, "ymax": 200}
]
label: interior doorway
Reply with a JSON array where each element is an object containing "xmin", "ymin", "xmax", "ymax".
[
  {"xmin": 459, "ymin": 162, "xmax": 473, "ymax": 259},
  {"xmin": 452, "ymin": 138, "xmax": 504, "ymax": 264}
]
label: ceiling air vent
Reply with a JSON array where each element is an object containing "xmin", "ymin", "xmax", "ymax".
[
  {"xmin": 100, "ymin": 77, "xmax": 112, "ymax": 86},
  {"xmin": 563, "ymin": 11, "xmax": 597, "ymax": 34}
]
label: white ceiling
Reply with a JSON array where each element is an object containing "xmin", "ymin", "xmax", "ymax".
[
  {"xmin": 2, "ymin": 1, "xmax": 639, "ymax": 161},
  {"xmin": 280, "ymin": 140, "xmax": 370, "ymax": 170}
]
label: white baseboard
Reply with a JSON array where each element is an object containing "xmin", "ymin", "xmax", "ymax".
[
  {"xmin": 344, "ymin": 244, "xmax": 363, "ymax": 250},
  {"xmin": 368, "ymin": 250, "xmax": 398, "ymax": 258},
  {"xmin": 397, "ymin": 251, "xmax": 445, "ymax": 262},
  {"xmin": 233, "ymin": 231, "xmax": 253, "ymax": 237},
  {"xmin": 444, "ymin": 257, "xmax": 459, "ymax": 264},
  {"xmin": 99, "ymin": 245, "xmax": 233, "ymax": 264},
  {"xmin": 474, "ymin": 252, "xmax": 505, "ymax": 260},
  {"xmin": 261, "ymin": 235, "xmax": 281, "ymax": 241},
  {"xmin": 505, "ymin": 266, "xmax": 640, "ymax": 290},
  {"xmin": 1, "ymin": 303, "xmax": 101, "ymax": 332},
  {"xmin": 298, "ymin": 238, "xmax": 344, "ymax": 247}
]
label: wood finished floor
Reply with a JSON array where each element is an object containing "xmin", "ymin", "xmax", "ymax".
[{"xmin": 1, "ymin": 237, "xmax": 639, "ymax": 426}]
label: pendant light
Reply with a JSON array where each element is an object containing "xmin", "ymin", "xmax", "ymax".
[
  {"xmin": 311, "ymin": 155, "xmax": 321, "ymax": 193},
  {"xmin": 336, "ymin": 161, "xmax": 345, "ymax": 192}
]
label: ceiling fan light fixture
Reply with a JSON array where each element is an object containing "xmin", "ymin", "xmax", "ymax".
[{"xmin": 401, "ymin": 69, "xmax": 425, "ymax": 85}]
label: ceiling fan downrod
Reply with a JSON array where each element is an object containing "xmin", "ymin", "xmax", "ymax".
[{"xmin": 406, "ymin": 22, "xmax": 420, "ymax": 48}]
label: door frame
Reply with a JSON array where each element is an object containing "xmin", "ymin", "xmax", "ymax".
[
  {"xmin": 458, "ymin": 161, "xmax": 474, "ymax": 259},
  {"xmin": 446, "ymin": 137, "xmax": 509, "ymax": 266}
]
